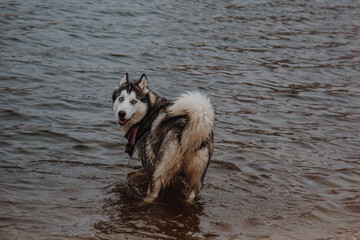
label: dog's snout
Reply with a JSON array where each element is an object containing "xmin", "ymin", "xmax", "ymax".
[{"xmin": 118, "ymin": 111, "xmax": 126, "ymax": 118}]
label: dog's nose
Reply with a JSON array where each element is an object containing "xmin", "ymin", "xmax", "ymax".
[{"xmin": 118, "ymin": 111, "xmax": 126, "ymax": 118}]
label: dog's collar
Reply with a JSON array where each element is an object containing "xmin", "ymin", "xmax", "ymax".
[
  {"xmin": 124, "ymin": 125, "xmax": 139, "ymax": 157},
  {"xmin": 123, "ymin": 99, "xmax": 169, "ymax": 157}
]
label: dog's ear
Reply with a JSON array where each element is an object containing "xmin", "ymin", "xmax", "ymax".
[
  {"xmin": 119, "ymin": 73, "xmax": 129, "ymax": 87},
  {"xmin": 137, "ymin": 74, "xmax": 148, "ymax": 92}
]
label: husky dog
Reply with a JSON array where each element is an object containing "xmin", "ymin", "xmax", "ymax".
[{"xmin": 112, "ymin": 73, "xmax": 214, "ymax": 202}]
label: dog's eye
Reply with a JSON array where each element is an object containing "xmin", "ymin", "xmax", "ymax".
[
  {"xmin": 130, "ymin": 100, "xmax": 137, "ymax": 105},
  {"xmin": 118, "ymin": 97, "xmax": 124, "ymax": 103}
]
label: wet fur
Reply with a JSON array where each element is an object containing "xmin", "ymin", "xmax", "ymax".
[{"xmin": 112, "ymin": 73, "xmax": 214, "ymax": 202}]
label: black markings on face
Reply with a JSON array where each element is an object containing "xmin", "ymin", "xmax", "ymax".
[{"xmin": 112, "ymin": 82, "xmax": 147, "ymax": 103}]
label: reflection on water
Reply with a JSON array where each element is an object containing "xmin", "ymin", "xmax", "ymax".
[
  {"xmin": 1, "ymin": 0, "xmax": 360, "ymax": 239},
  {"xmin": 95, "ymin": 170, "xmax": 204, "ymax": 239}
]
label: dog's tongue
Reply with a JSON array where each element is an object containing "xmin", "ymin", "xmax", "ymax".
[
  {"xmin": 119, "ymin": 119, "xmax": 127, "ymax": 125},
  {"xmin": 124, "ymin": 125, "xmax": 139, "ymax": 157}
]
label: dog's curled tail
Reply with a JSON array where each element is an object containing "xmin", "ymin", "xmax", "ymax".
[{"xmin": 170, "ymin": 91, "xmax": 214, "ymax": 152}]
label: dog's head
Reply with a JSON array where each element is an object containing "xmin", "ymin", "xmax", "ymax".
[{"xmin": 112, "ymin": 73, "xmax": 153, "ymax": 133}]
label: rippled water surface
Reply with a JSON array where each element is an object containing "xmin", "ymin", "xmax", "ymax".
[{"xmin": 1, "ymin": 0, "xmax": 360, "ymax": 239}]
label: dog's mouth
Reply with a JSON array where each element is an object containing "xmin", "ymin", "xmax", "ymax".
[
  {"xmin": 118, "ymin": 115, "xmax": 133, "ymax": 126},
  {"xmin": 118, "ymin": 118, "xmax": 128, "ymax": 126}
]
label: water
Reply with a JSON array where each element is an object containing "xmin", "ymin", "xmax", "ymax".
[{"xmin": 1, "ymin": 0, "xmax": 359, "ymax": 239}]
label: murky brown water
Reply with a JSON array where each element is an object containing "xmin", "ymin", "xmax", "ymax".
[{"xmin": 1, "ymin": 0, "xmax": 360, "ymax": 239}]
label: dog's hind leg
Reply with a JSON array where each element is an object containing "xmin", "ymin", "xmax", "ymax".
[
  {"xmin": 185, "ymin": 148, "xmax": 210, "ymax": 203},
  {"xmin": 144, "ymin": 179, "xmax": 162, "ymax": 203},
  {"xmin": 144, "ymin": 141, "xmax": 182, "ymax": 203}
]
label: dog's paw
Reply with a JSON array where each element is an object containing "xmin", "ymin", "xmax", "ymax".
[
  {"xmin": 186, "ymin": 190, "xmax": 196, "ymax": 204},
  {"xmin": 133, "ymin": 196, "xmax": 156, "ymax": 206},
  {"xmin": 143, "ymin": 195, "xmax": 156, "ymax": 203},
  {"xmin": 127, "ymin": 169, "xmax": 147, "ymax": 179}
]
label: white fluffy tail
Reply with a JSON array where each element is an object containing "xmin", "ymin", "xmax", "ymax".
[{"xmin": 169, "ymin": 91, "xmax": 214, "ymax": 152}]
